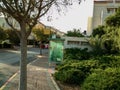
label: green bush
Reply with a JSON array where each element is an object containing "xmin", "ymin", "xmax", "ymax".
[
  {"xmin": 56, "ymin": 59, "xmax": 100, "ymax": 75},
  {"xmin": 54, "ymin": 59, "xmax": 100, "ymax": 85},
  {"xmin": 64, "ymin": 48, "xmax": 90, "ymax": 60},
  {"xmin": 81, "ymin": 68, "xmax": 120, "ymax": 90},
  {"xmin": 54, "ymin": 54, "xmax": 120, "ymax": 87},
  {"xmin": 95, "ymin": 55, "xmax": 120, "ymax": 69},
  {"xmin": 54, "ymin": 69, "xmax": 85, "ymax": 85}
]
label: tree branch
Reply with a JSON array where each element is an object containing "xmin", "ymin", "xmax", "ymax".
[{"xmin": 3, "ymin": 13, "xmax": 21, "ymax": 38}]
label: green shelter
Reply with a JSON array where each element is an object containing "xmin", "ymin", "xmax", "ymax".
[{"xmin": 49, "ymin": 38, "xmax": 64, "ymax": 65}]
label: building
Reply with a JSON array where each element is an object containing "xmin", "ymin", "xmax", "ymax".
[
  {"xmin": 87, "ymin": 0, "xmax": 120, "ymax": 36},
  {"xmin": 0, "ymin": 16, "xmax": 20, "ymax": 29},
  {"xmin": 62, "ymin": 36, "xmax": 92, "ymax": 51}
]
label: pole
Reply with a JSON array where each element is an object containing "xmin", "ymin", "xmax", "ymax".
[{"xmin": 39, "ymin": 41, "xmax": 42, "ymax": 55}]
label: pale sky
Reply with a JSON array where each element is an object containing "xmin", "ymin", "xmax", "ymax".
[{"xmin": 41, "ymin": 0, "xmax": 93, "ymax": 33}]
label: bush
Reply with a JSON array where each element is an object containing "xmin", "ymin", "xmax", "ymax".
[
  {"xmin": 81, "ymin": 68, "xmax": 120, "ymax": 90},
  {"xmin": 54, "ymin": 59, "xmax": 100, "ymax": 85},
  {"xmin": 95, "ymin": 55, "xmax": 120, "ymax": 69},
  {"xmin": 54, "ymin": 54, "xmax": 120, "ymax": 87},
  {"xmin": 56, "ymin": 59, "xmax": 100, "ymax": 75},
  {"xmin": 54, "ymin": 69, "xmax": 85, "ymax": 85},
  {"xmin": 64, "ymin": 48, "xmax": 90, "ymax": 60}
]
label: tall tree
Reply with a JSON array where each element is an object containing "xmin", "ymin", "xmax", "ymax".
[{"xmin": 0, "ymin": 0, "xmax": 83, "ymax": 90}]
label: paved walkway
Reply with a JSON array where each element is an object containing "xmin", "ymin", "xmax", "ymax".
[{"xmin": 1, "ymin": 54, "xmax": 58, "ymax": 90}]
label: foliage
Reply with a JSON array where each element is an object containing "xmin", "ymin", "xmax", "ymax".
[
  {"xmin": 32, "ymin": 28, "xmax": 49, "ymax": 42},
  {"xmin": 89, "ymin": 36, "xmax": 105, "ymax": 56},
  {"xmin": 94, "ymin": 55, "xmax": 120, "ymax": 69},
  {"xmin": 91, "ymin": 7, "xmax": 120, "ymax": 55},
  {"xmin": 101, "ymin": 27, "xmax": 120, "ymax": 54},
  {"xmin": 5, "ymin": 29, "xmax": 20, "ymax": 45},
  {"xmin": 64, "ymin": 48, "xmax": 90, "ymax": 60},
  {"xmin": 81, "ymin": 68, "xmax": 120, "ymax": 90},
  {"xmin": 54, "ymin": 69, "xmax": 85, "ymax": 85},
  {"xmin": 54, "ymin": 59, "xmax": 100, "ymax": 85},
  {"xmin": 105, "ymin": 7, "xmax": 120, "ymax": 27},
  {"xmin": 54, "ymin": 52, "xmax": 120, "ymax": 86},
  {"xmin": 65, "ymin": 29, "xmax": 84, "ymax": 37},
  {"xmin": 92, "ymin": 25, "xmax": 105, "ymax": 37},
  {"xmin": 0, "ymin": 27, "xmax": 7, "ymax": 43}
]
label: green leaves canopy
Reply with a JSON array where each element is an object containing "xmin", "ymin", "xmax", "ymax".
[{"xmin": 0, "ymin": 27, "xmax": 7, "ymax": 43}]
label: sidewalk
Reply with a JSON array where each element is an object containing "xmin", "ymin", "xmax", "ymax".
[{"xmin": 1, "ymin": 54, "xmax": 58, "ymax": 90}]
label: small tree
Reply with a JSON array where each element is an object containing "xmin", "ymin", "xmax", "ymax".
[{"xmin": 32, "ymin": 28, "xmax": 48, "ymax": 43}]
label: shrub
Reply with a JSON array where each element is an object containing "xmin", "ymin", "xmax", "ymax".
[
  {"xmin": 54, "ymin": 54, "xmax": 120, "ymax": 87},
  {"xmin": 64, "ymin": 48, "xmax": 90, "ymax": 60},
  {"xmin": 56, "ymin": 59, "xmax": 100, "ymax": 75},
  {"xmin": 95, "ymin": 55, "xmax": 120, "ymax": 69},
  {"xmin": 81, "ymin": 68, "xmax": 120, "ymax": 90},
  {"xmin": 54, "ymin": 59, "xmax": 100, "ymax": 85},
  {"xmin": 54, "ymin": 69, "xmax": 85, "ymax": 85}
]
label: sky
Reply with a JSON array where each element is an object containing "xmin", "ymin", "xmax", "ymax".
[{"xmin": 41, "ymin": 0, "xmax": 93, "ymax": 33}]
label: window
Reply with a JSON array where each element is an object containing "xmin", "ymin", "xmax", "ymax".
[
  {"xmin": 67, "ymin": 41, "xmax": 80, "ymax": 45},
  {"xmin": 107, "ymin": 8, "xmax": 117, "ymax": 13},
  {"xmin": 81, "ymin": 41, "xmax": 89, "ymax": 45}
]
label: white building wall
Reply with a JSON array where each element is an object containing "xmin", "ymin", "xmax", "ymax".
[
  {"xmin": 62, "ymin": 36, "xmax": 92, "ymax": 51},
  {"xmin": 87, "ymin": 17, "xmax": 93, "ymax": 36}
]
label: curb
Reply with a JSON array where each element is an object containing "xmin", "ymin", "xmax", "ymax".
[
  {"xmin": 0, "ymin": 71, "xmax": 19, "ymax": 90},
  {"xmin": 49, "ymin": 72, "xmax": 61, "ymax": 90},
  {"xmin": 0, "ymin": 55, "xmax": 37, "ymax": 90}
]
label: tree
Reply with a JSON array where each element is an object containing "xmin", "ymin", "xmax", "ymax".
[
  {"xmin": 105, "ymin": 7, "xmax": 120, "ymax": 27},
  {"xmin": 0, "ymin": 27, "xmax": 7, "ymax": 43},
  {"xmin": 101, "ymin": 26, "xmax": 120, "ymax": 54},
  {"xmin": 32, "ymin": 28, "xmax": 49, "ymax": 42},
  {"xmin": 92, "ymin": 25, "xmax": 105, "ymax": 37},
  {"xmin": 0, "ymin": 0, "xmax": 83, "ymax": 90},
  {"xmin": 91, "ymin": 7, "xmax": 120, "ymax": 54},
  {"xmin": 5, "ymin": 29, "xmax": 20, "ymax": 45},
  {"xmin": 89, "ymin": 35, "xmax": 104, "ymax": 55},
  {"xmin": 65, "ymin": 28, "xmax": 84, "ymax": 37}
]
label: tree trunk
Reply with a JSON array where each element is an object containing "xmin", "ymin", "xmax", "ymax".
[{"xmin": 19, "ymin": 23, "xmax": 27, "ymax": 90}]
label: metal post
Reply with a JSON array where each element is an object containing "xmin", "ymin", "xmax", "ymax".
[{"xmin": 39, "ymin": 41, "xmax": 42, "ymax": 55}]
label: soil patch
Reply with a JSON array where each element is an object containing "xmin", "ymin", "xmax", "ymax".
[{"xmin": 56, "ymin": 81, "xmax": 80, "ymax": 90}]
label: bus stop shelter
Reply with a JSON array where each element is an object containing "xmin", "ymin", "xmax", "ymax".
[{"xmin": 49, "ymin": 38, "xmax": 64, "ymax": 66}]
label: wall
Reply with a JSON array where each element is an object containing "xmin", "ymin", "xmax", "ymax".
[{"xmin": 62, "ymin": 36, "xmax": 92, "ymax": 51}]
